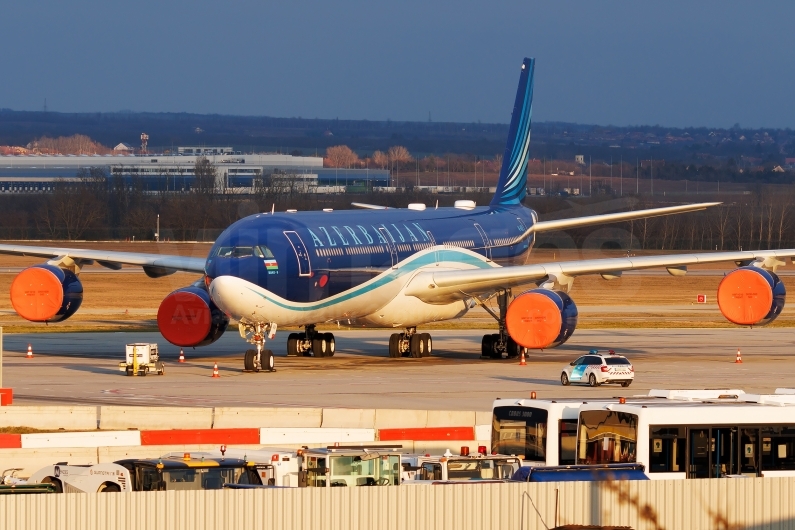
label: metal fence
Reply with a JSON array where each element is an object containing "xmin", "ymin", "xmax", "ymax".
[{"xmin": 2, "ymin": 477, "xmax": 795, "ymax": 530}]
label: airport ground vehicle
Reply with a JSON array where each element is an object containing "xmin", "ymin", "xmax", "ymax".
[
  {"xmin": 402, "ymin": 447, "xmax": 521, "ymax": 484},
  {"xmin": 511, "ymin": 463, "xmax": 649, "ymax": 482},
  {"xmin": 28, "ymin": 454, "xmax": 261, "ymax": 493},
  {"xmin": 560, "ymin": 350, "xmax": 634, "ymax": 387},
  {"xmin": 118, "ymin": 343, "xmax": 165, "ymax": 376},
  {"xmin": 490, "ymin": 389, "xmax": 747, "ymax": 469},
  {"xmin": 298, "ymin": 445, "xmax": 402, "ymax": 487},
  {"xmin": 165, "ymin": 448, "xmax": 300, "ymax": 487},
  {"xmin": 576, "ymin": 392, "xmax": 795, "ymax": 479}
]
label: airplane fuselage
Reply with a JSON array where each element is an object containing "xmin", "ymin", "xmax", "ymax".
[{"xmin": 205, "ymin": 204, "xmax": 537, "ymax": 308}]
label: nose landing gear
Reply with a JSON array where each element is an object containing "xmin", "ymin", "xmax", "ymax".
[{"xmin": 239, "ymin": 322, "xmax": 276, "ymax": 372}]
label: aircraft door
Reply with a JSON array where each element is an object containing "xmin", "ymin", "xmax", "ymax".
[
  {"xmin": 283, "ymin": 231, "xmax": 312, "ymax": 277},
  {"xmin": 473, "ymin": 223, "xmax": 492, "ymax": 260},
  {"xmin": 379, "ymin": 227, "xmax": 398, "ymax": 268}
]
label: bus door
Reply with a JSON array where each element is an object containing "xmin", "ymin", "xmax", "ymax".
[
  {"xmin": 740, "ymin": 428, "xmax": 760, "ymax": 476},
  {"xmin": 688, "ymin": 427, "xmax": 739, "ymax": 478},
  {"xmin": 283, "ymin": 231, "xmax": 312, "ymax": 277}
]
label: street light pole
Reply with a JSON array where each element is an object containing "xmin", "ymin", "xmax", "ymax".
[{"xmin": 156, "ymin": 215, "xmax": 160, "ymax": 242}]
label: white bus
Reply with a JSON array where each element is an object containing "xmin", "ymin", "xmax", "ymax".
[
  {"xmin": 576, "ymin": 393, "xmax": 795, "ymax": 479},
  {"xmin": 490, "ymin": 390, "xmax": 746, "ymax": 468}
]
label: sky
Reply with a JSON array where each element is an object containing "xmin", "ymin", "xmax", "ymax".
[{"xmin": 2, "ymin": 1, "xmax": 794, "ymax": 129}]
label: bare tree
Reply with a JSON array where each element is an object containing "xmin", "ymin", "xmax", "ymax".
[
  {"xmin": 193, "ymin": 156, "xmax": 218, "ymax": 194},
  {"xmin": 325, "ymin": 145, "xmax": 359, "ymax": 168},
  {"xmin": 372, "ymin": 150, "xmax": 388, "ymax": 169}
]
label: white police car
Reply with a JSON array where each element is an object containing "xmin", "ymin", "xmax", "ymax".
[{"xmin": 560, "ymin": 350, "xmax": 634, "ymax": 387}]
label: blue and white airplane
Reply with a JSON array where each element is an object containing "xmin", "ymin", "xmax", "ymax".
[{"xmin": 2, "ymin": 58, "xmax": 792, "ymax": 372}]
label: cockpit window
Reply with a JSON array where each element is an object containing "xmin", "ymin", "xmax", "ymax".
[{"xmin": 215, "ymin": 246, "xmax": 274, "ymax": 259}]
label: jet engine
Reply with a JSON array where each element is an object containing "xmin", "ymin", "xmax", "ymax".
[
  {"xmin": 505, "ymin": 288, "xmax": 578, "ymax": 349},
  {"xmin": 717, "ymin": 266, "xmax": 785, "ymax": 326},
  {"xmin": 157, "ymin": 285, "xmax": 229, "ymax": 347},
  {"xmin": 10, "ymin": 264, "xmax": 83, "ymax": 323}
]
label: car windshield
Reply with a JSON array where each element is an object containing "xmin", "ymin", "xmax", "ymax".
[
  {"xmin": 491, "ymin": 406, "xmax": 548, "ymax": 461},
  {"xmin": 605, "ymin": 358, "xmax": 631, "ymax": 365},
  {"xmin": 307, "ymin": 454, "xmax": 401, "ymax": 487},
  {"xmin": 138, "ymin": 465, "xmax": 255, "ymax": 491}
]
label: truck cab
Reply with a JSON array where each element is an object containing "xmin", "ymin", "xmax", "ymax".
[
  {"xmin": 403, "ymin": 446, "xmax": 521, "ymax": 484},
  {"xmin": 298, "ymin": 445, "xmax": 402, "ymax": 487}
]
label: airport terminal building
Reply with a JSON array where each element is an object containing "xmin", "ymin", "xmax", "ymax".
[{"xmin": 0, "ymin": 149, "xmax": 389, "ymax": 194}]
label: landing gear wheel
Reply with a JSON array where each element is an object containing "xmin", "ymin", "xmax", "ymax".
[
  {"xmin": 244, "ymin": 349, "xmax": 257, "ymax": 371},
  {"xmin": 421, "ymin": 334, "xmax": 432, "ymax": 357},
  {"xmin": 287, "ymin": 333, "xmax": 300, "ymax": 357},
  {"xmin": 589, "ymin": 373, "xmax": 599, "ymax": 387},
  {"xmin": 410, "ymin": 334, "xmax": 424, "ymax": 358},
  {"xmin": 621, "ymin": 380, "xmax": 632, "ymax": 388},
  {"xmin": 481, "ymin": 335, "xmax": 493, "ymax": 358},
  {"xmin": 388, "ymin": 333, "xmax": 401, "ymax": 358},
  {"xmin": 488, "ymin": 334, "xmax": 502, "ymax": 359},
  {"xmin": 323, "ymin": 333, "xmax": 336, "ymax": 357},
  {"xmin": 263, "ymin": 349, "xmax": 275, "ymax": 372},
  {"xmin": 506, "ymin": 338, "xmax": 520, "ymax": 359},
  {"xmin": 561, "ymin": 373, "xmax": 570, "ymax": 386},
  {"xmin": 312, "ymin": 337, "xmax": 328, "ymax": 358}
]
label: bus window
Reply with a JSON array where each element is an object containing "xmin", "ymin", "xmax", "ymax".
[
  {"xmin": 761, "ymin": 426, "xmax": 795, "ymax": 471},
  {"xmin": 649, "ymin": 426, "xmax": 684, "ymax": 473},
  {"xmin": 559, "ymin": 419, "xmax": 578, "ymax": 465},
  {"xmin": 578, "ymin": 411, "xmax": 637, "ymax": 464},
  {"xmin": 492, "ymin": 407, "xmax": 548, "ymax": 461}
]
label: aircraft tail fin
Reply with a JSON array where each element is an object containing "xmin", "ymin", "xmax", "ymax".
[{"xmin": 490, "ymin": 57, "xmax": 535, "ymax": 207}]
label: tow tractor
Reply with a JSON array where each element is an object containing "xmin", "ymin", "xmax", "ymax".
[
  {"xmin": 402, "ymin": 446, "xmax": 521, "ymax": 484},
  {"xmin": 27, "ymin": 453, "xmax": 262, "ymax": 493},
  {"xmin": 165, "ymin": 447, "xmax": 300, "ymax": 487},
  {"xmin": 118, "ymin": 343, "xmax": 165, "ymax": 376}
]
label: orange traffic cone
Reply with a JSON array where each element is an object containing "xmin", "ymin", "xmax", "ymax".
[
  {"xmin": 26, "ymin": 344, "xmax": 33, "ymax": 359},
  {"xmin": 178, "ymin": 349, "xmax": 185, "ymax": 363},
  {"xmin": 519, "ymin": 349, "xmax": 527, "ymax": 366},
  {"xmin": 735, "ymin": 349, "xmax": 743, "ymax": 364},
  {"xmin": 212, "ymin": 362, "xmax": 220, "ymax": 378}
]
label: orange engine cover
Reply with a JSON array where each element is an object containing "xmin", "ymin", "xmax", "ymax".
[
  {"xmin": 505, "ymin": 289, "xmax": 578, "ymax": 349},
  {"xmin": 717, "ymin": 267, "xmax": 785, "ymax": 326},
  {"xmin": 10, "ymin": 265, "xmax": 83, "ymax": 322},
  {"xmin": 157, "ymin": 286, "xmax": 229, "ymax": 347}
]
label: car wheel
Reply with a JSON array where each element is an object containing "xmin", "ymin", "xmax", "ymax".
[
  {"xmin": 621, "ymin": 380, "xmax": 632, "ymax": 387},
  {"xmin": 561, "ymin": 372, "xmax": 570, "ymax": 386},
  {"xmin": 589, "ymin": 373, "xmax": 599, "ymax": 387}
]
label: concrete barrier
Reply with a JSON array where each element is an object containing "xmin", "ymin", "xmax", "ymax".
[
  {"xmin": 99, "ymin": 406, "xmax": 212, "ymax": 430},
  {"xmin": 140, "ymin": 428, "xmax": 259, "ymax": 446},
  {"xmin": 213, "ymin": 407, "xmax": 322, "ymax": 429},
  {"xmin": 378, "ymin": 426, "xmax": 474, "ymax": 442},
  {"xmin": 98, "ymin": 444, "xmax": 264, "ymax": 463},
  {"xmin": 374, "ymin": 409, "xmax": 427, "ymax": 429},
  {"xmin": 0, "ymin": 447, "xmax": 98, "ymax": 477},
  {"xmin": 0, "ymin": 406, "xmax": 96, "ymax": 430},
  {"xmin": 0, "ymin": 434, "xmax": 20, "ymax": 449},
  {"xmin": 475, "ymin": 410, "xmax": 492, "ymax": 425},
  {"xmin": 21, "ymin": 431, "xmax": 141, "ymax": 449},
  {"xmin": 260, "ymin": 428, "xmax": 375, "ymax": 445},
  {"xmin": 426, "ymin": 410, "xmax": 476, "ymax": 427},
  {"xmin": 474, "ymin": 424, "xmax": 491, "ymax": 441},
  {"xmin": 321, "ymin": 409, "xmax": 375, "ymax": 429}
]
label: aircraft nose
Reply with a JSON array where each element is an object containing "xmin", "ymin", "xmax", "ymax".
[{"xmin": 209, "ymin": 275, "xmax": 250, "ymax": 318}]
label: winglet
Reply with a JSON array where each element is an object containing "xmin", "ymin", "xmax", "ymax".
[{"xmin": 491, "ymin": 57, "xmax": 535, "ymax": 207}]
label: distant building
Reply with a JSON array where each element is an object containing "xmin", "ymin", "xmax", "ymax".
[
  {"xmin": 785, "ymin": 158, "xmax": 795, "ymax": 169},
  {"xmin": 177, "ymin": 147, "xmax": 233, "ymax": 156},
  {"xmin": 575, "ymin": 155, "xmax": 585, "ymax": 165},
  {"xmin": 113, "ymin": 143, "xmax": 136, "ymax": 153}
]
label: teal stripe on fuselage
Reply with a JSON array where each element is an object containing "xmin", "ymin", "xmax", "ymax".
[{"xmin": 245, "ymin": 247, "xmax": 494, "ymax": 312}]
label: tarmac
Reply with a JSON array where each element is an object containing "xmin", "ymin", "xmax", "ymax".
[{"xmin": 2, "ymin": 328, "xmax": 794, "ymax": 411}]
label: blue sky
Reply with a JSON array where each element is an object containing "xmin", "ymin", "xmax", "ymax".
[{"xmin": 2, "ymin": 1, "xmax": 793, "ymax": 128}]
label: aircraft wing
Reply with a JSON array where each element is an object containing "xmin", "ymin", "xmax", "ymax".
[
  {"xmin": 405, "ymin": 249, "xmax": 795, "ymax": 304},
  {"xmin": 0, "ymin": 244, "xmax": 206, "ymax": 275}
]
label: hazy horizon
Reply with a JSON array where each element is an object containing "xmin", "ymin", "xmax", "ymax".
[{"xmin": 2, "ymin": 1, "xmax": 793, "ymax": 129}]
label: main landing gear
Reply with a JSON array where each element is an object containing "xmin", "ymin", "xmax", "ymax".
[
  {"xmin": 479, "ymin": 290, "xmax": 521, "ymax": 360},
  {"xmin": 388, "ymin": 327, "xmax": 433, "ymax": 358},
  {"xmin": 286, "ymin": 324, "xmax": 336, "ymax": 358},
  {"xmin": 239, "ymin": 322, "xmax": 276, "ymax": 373}
]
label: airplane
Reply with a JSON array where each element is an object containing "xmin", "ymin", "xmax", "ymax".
[{"xmin": 2, "ymin": 57, "xmax": 792, "ymax": 373}]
